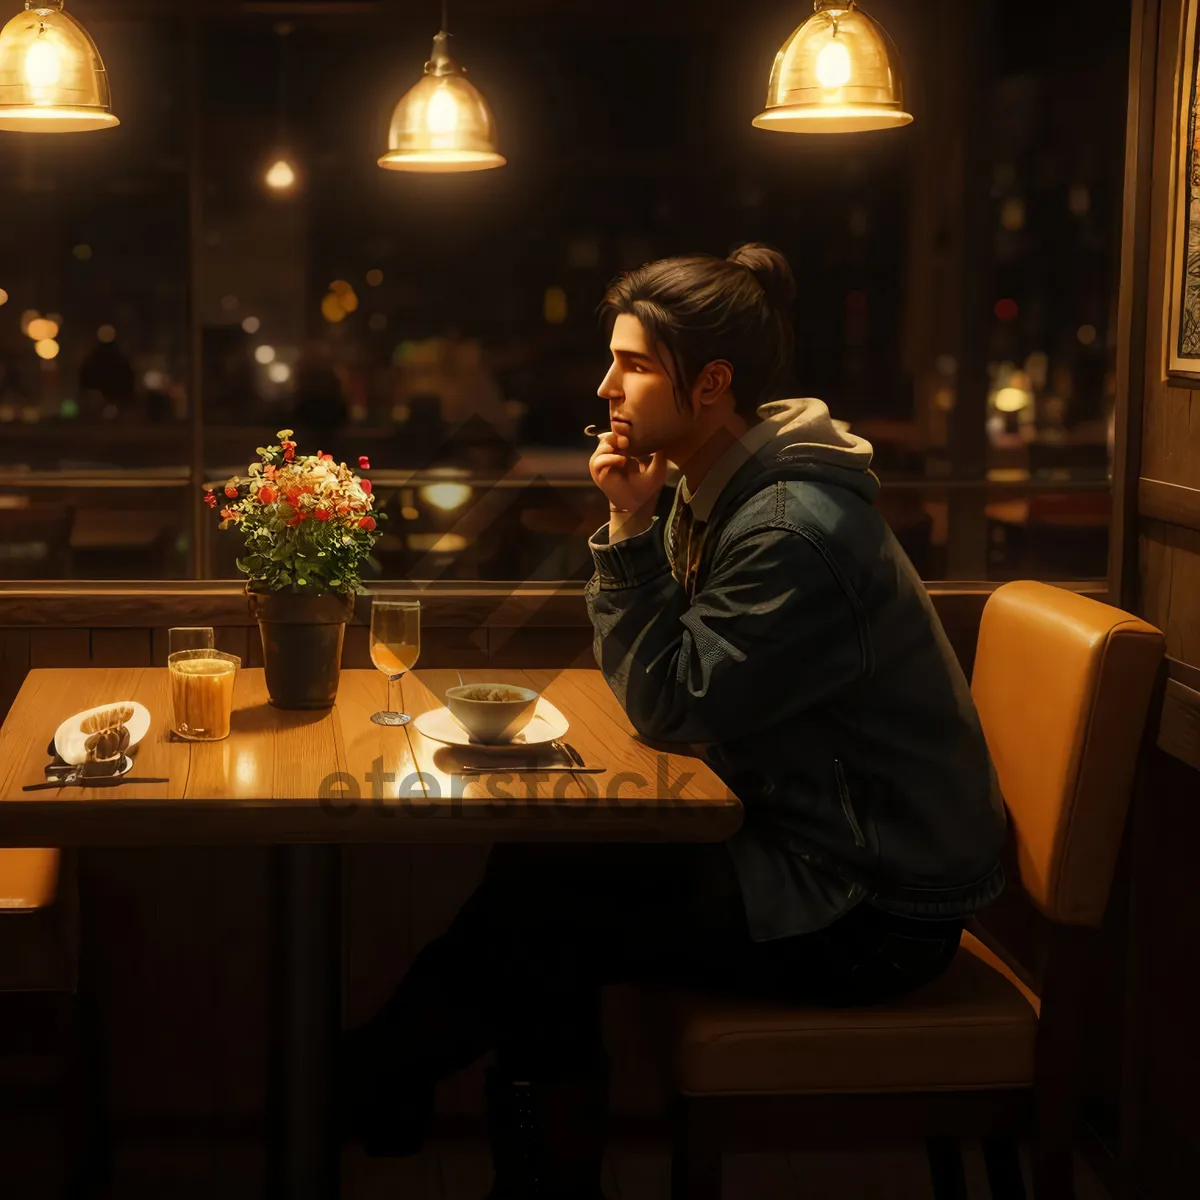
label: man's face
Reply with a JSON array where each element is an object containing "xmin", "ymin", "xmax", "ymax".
[{"xmin": 596, "ymin": 313, "xmax": 693, "ymax": 459}]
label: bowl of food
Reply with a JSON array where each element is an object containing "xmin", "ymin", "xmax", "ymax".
[{"xmin": 444, "ymin": 683, "xmax": 540, "ymax": 744}]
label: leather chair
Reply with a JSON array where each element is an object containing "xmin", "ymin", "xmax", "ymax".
[
  {"xmin": 655, "ymin": 581, "xmax": 1165, "ymax": 1199},
  {"xmin": 0, "ymin": 848, "xmax": 70, "ymax": 992}
]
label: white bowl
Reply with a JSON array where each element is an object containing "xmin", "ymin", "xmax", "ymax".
[
  {"xmin": 54, "ymin": 701, "xmax": 151, "ymax": 766},
  {"xmin": 444, "ymin": 683, "xmax": 540, "ymax": 744}
]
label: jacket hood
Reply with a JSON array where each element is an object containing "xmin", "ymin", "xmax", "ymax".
[
  {"xmin": 755, "ymin": 397, "xmax": 874, "ymax": 471},
  {"xmin": 687, "ymin": 397, "xmax": 879, "ymax": 530}
]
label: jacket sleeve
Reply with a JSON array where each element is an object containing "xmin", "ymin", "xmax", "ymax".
[{"xmin": 584, "ymin": 517, "xmax": 868, "ymax": 745}]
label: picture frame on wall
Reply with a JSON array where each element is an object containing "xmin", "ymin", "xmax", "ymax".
[{"xmin": 1167, "ymin": 0, "xmax": 1200, "ymax": 383}]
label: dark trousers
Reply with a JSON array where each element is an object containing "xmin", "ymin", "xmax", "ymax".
[{"xmin": 363, "ymin": 841, "xmax": 964, "ymax": 1084}]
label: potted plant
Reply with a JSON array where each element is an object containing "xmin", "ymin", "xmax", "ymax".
[{"xmin": 207, "ymin": 429, "xmax": 386, "ymax": 709}]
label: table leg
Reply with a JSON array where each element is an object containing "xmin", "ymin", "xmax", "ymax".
[{"xmin": 268, "ymin": 845, "xmax": 342, "ymax": 1200}]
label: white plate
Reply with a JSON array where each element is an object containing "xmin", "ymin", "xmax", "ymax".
[
  {"xmin": 412, "ymin": 696, "xmax": 569, "ymax": 750},
  {"xmin": 54, "ymin": 701, "xmax": 152, "ymax": 766}
]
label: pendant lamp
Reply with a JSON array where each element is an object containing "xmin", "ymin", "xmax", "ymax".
[
  {"xmin": 752, "ymin": 1, "xmax": 912, "ymax": 134},
  {"xmin": 378, "ymin": 1, "xmax": 505, "ymax": 173},
  {"xmin": 0, "ymin": 1, "xmax": 118, "ymax": 132},
  {"xmin": 263, "ymin": 21, "xmax": 299, "ymax": 194}
]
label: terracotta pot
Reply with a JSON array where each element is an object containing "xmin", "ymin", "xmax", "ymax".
[{"xmin": 246, "ymin": 587, "xmax": 356, "ymax": 709}]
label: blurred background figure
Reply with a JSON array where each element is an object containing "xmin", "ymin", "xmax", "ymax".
[
  {"xmin": 291, "ymin": 339, "xmax": 348, "ymax": 450},
  {"xmin": 78, "ymin": 336, "xmax": 135, "ymax": 421}
]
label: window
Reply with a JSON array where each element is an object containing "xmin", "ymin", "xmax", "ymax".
[{"xmin": 0, "ymin": 1, "xmax": 1127, "ymax": 584}]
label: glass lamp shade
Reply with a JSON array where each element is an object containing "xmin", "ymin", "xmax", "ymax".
[
  {"xmin": 0, "ymin": 2, "xmax": 118, "ymax": 132},
  {"xmin": 379, "ymin": 32, "xmax": 505, "ymax": 173},
  {"xmin": 752, "ymin": 1, "xmax": 912, "ymax": 134}
]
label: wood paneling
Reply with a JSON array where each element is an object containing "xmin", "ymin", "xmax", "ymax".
[
  {"xmin": 89, "ymin": 629, "xmax": 153, "ymax": 668},
  {"xmin": 1117, "ymin": 2, "xmax": 1200, "ymax": 1196},
  {"xmin": 0, "ymin": 630, "xmax": 28, "ymax": 730},
  {"xmin": 1141, "ymin": 0, "xmax": 1200, "ymax": 488},
  {"xmin": 1158, "ymin": 677, "xmax": 1200, "ymax": 770},
  {"xmin": 1139, "ymin": 477, "xmax": 1200, "ymax": 530},
  {"xmin": 1139, "ymin": 519, "xmax": 1200, "ymax": 660},
  {"xmin": 487, "ymin": 625, "xmax": 593, "ymax": 669},
  {"xmin": 0, "ymin": 582, "xmax": 597, "ymax": 630},
  {"xmin": 0, "ymin": 584, "xmax": 1110, "ymax": 732},
  {"xmin": 27, "ymin": 628, "xmax": 91, "ymax": 669}
]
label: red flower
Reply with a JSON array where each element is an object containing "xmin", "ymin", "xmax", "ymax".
[
  {"xmin": 319, "ymin": 452, "xmax": 333, "ymax": 463},
  {"xmin": 358, "ymin": 515, "xmax": 376, "ymax": 531},
  {"xmin": 203, "ymin": 491, "xmax": 217, "ymax": 509},
  {"xmin": 220, "ymin": 507, "xmax": 239, "ymax": 522},
  {"xmin": 359, "ymin": 456, "xmax": 371, "ymax": 470},
  {"xmin": 258, "ymin": 484, "xmax": 278, "ymax": 504},
  {"xmin": 301, "ymin": 484, "xmax": 315, "ymax": 494},
  {"xmin": 224, "ymin": 485, "xmax": 238, "ymax": 499},
  {"xmin": 336, "ymin": 503, "xmax": 350, "ymax": 516},
  {"xmin": 264, "ymin": 464, "xmax": 277, "ymax": 480},
  {"xmin": 284, "ymin": 488, "xmax": 301, "ymax": 506},
  {"xmin": 359, "ymin": 479, "xmax": 373, "ymax": 495},
  {"xmin": 314, "ymin": 507, "xmax": 331, "ymax": 521},
  {"xmin": 286, "ymin": 514, "xmax": 305, "ymax": 527},
  {"xmin": 283, "ymin": 445, "xmax": 295, "ymax": 462}
]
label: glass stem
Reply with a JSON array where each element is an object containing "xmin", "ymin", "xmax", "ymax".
[{"xmin": 389, "ymin": 672, "xmax": 403, "ymax": 715}]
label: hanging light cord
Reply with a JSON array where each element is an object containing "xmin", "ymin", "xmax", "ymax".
[
  {"xmin": 441, "ymin": 0, "xmax": 450, "ymax": 34},
  {"xmin": 276, "ymin": 22, "xmax": 292, "ymax": 145}
]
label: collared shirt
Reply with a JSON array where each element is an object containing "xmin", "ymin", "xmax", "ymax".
[
  {"xmin": 667, "ymin": 418, "xmax": 780, "ymax": 596},
  {"xmin": 677, "ymin": 417, "xmax": 782, "ymax": 521}
]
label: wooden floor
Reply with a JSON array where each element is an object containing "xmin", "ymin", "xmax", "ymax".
[
  {"xmin": 0, "ymin": 1121, "xmax": 1112, "ymax": 1199},
  {"xmin": 343, "ymin": 1138, "xmax": 1111, "ymax": 1200}
]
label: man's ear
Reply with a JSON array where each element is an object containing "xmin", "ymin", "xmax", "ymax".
[{"xmin": 692, "ymin": 360, "xmax": 734, "ymax": 411}]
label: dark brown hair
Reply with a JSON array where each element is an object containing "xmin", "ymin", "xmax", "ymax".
[{"xmin": 599, "ymin": 242, "xmax": 797, "ymax": 418}]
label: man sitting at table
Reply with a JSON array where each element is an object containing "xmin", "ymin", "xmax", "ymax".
[{"xmin": 340, "ymin": 243, "xmax": 1007, "ymax": 1199}]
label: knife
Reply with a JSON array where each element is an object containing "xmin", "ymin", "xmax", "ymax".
[
  {"xmin": 458, "ymin": 765, "xmax": 606, "ymax": 775},
  {"xmin": 23, "ymin": 776, "xmax": 170, "ymax": 791}
]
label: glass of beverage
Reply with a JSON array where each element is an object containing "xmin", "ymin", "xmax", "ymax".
[
  {"xmin": 168, "ymin": 649, "xmax": 240, "ymax": 741},
  {"xmin": 369, "ymin": 598, "xmax": 421, "ymax": 726},
  {"xmin": 169, "ymin": 627, "xmax": 215, "ymax": 655}
]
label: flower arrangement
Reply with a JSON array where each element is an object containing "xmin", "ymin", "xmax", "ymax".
[{"xmin": 206, "ymin": 430, "xmax": 386, "ymax": 594}]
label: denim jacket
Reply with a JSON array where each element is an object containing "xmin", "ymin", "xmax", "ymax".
[{"xmin": 584, "ymin": 399, "xmax": 1007, "ymax": 941}]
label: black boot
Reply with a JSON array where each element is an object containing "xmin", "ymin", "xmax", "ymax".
[
  {"xmin": 485, "ymin": 1059, "xmax": 609, "ymax": 1199},
  {"xmin": 337, "ymin": 1017, "xmax": 435, "ymax": 1157}
]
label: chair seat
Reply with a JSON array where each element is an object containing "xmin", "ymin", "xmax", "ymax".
[
  {"xmin": 0, "ymin": 849, "xmax": 60, "ymax": 911},
  {"xmin": 658, "ymin": 932, "xmax": 1039, "ymax": 1097}
]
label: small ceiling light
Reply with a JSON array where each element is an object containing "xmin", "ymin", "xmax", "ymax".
[
  {"xmin": 379, "ymin": 2, "xmax": 505, "ymax": 173},
  {"xmin": 0, "ymin": 1, "xmax": 119, "ymax": 132},
  {"xmin": 265, "ymin": 157, "xmax": 297, "ymax": 192},
  {"xmin": 752, "ymin": 2, "xmax": 912, "ymax": 134},
  {"xmin": 34, "ymin": 336, "xmax": 58, "ymax": 359}
]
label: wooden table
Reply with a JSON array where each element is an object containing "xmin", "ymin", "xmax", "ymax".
[{"xmin": 0, "ymin": 666, "xmax": 741, "ymax": 1199}]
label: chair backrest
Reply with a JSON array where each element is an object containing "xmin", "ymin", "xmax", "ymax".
[
  {"xmin": 0, "ymin": 849, "xmax": 60, "ymax": 912},
  {"xmin": 971, "ymin": 581, "xmax": 1164, "ymax": 927}
]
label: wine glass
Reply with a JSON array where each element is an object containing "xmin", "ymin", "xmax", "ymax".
[{"xmin": 369, "ymin": 599, "xmax": 421, "ymax": 726}]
